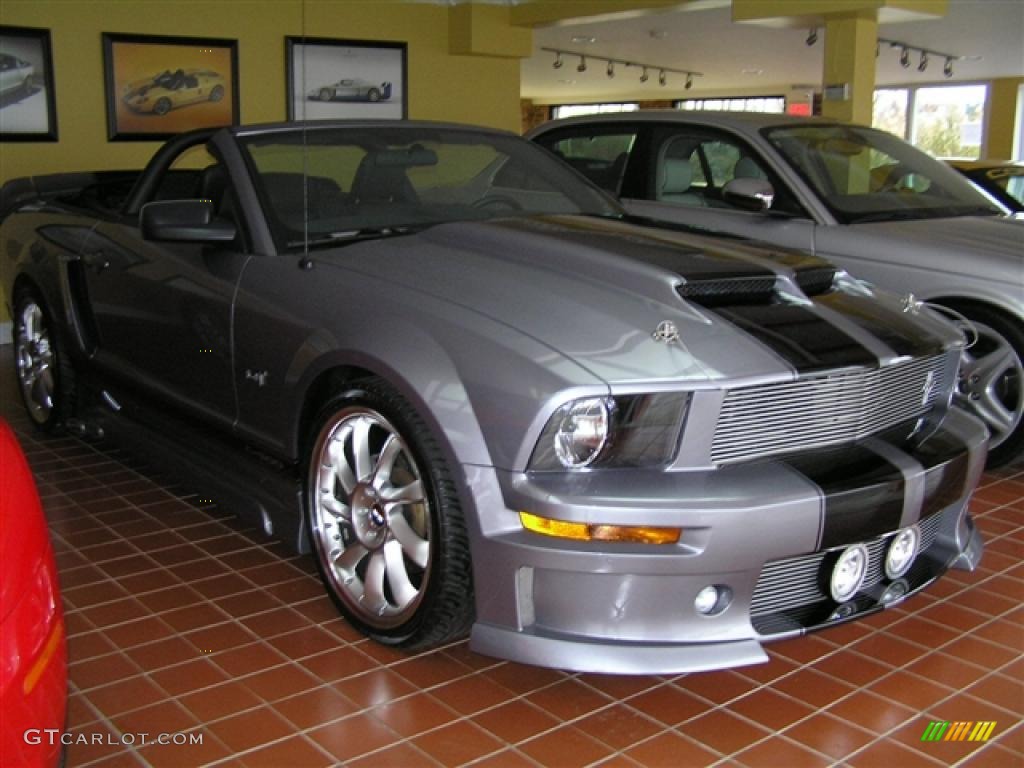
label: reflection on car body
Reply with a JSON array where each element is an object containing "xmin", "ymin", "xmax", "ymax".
[
  {"xmin": 0, "ymin": 120, "xmax": 988, "ymax": 674},
  {"xmin": 122, "ymin": 67, "xmax": 226, "ymax": 116}
]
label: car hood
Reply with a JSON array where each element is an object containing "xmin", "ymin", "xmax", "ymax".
[
  {"xmin": 319, "ymin": 214, "xmax": 956, "ymax": 386},
  {"xmin": 849, "ymin": 215, "xmax": 1023, "ymax": 274}
]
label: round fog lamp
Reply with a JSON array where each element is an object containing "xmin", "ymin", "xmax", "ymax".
[
  {"xmin": 885, "ymin": 525, "xmax": 920, "ymax": 579},
  {"xmin": 554, "ymin": 397, "xmax": 610, "ymax": 468},
  {"xmin": 695, "ymin": 586, "xmax": 719, "ymax": 615},
  {"xmin": 830, "ymin": 544, "xmax": 868, "ymax": 603}
]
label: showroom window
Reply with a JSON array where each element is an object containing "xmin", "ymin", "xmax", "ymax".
[
  {"xmin": 552, "ymin": 103, "xmax": 639, "ymax": 119},
  {"xmin": 676, "ymin": 97, "xmax": 785, "ymax": 113},
  {"xmin": 872, "ymin": 84, "xmax": 987, "ymax": 159}
]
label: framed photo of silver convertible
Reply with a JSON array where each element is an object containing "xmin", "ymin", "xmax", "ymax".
[
  {"xmin": 286, "ymin": 37, "xmax": 407, "ymax": 121},
  {"xmin": 0, "ymin": 25, "xmax": 58, "ymax": 141},
  {"xmin": 102, "ymin": 32, "xmax": 239, "ymax": 141}
]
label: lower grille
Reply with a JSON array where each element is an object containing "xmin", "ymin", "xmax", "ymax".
[
  {"xmin": 750, "ymin": 508, "xmax": 947, "ymax": 633},
  {"xmin": 711, "ymin": 353, "xmax": 951, "ymax": 465}
]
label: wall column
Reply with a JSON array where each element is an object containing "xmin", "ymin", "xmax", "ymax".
[
  {"xmin": 984, "ymin": 77, "xmax": 1024, "ymax": 160},
  {"xmin": 821, "ymin": 11, "xmax": 878, "ymax": 124}
]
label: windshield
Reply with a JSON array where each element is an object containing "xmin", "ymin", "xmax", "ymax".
[
  {"xmin": 762, "ymin": 123, "xmax": 1002, "ymax": 224},
  {"xmin": 239, "ymin": 125, "xmax": 623, "ymax": 251}
]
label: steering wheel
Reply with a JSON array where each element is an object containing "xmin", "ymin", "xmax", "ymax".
[{"xmin": 473, "ymin": 195, "xmax": 524, "ymax": 212}]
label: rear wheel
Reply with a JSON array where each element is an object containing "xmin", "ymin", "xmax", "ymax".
[
  {"xmin": 209, "ymin": 85, "xmax": 224, "ymax": 102},
  {"xmin": 367, "ymin": 88, "xmax": 381, "ymax": 102},
  {"xmin": 306, "ymin": 379, "xmax": 474, "ymax": 648},
  {"xmin": 13, "ymin": 288, "xmax": 75, "ymax": 432},
  {"xmin": 949, "ymin": 304, "xmax": 1024, "ymax": 468}
]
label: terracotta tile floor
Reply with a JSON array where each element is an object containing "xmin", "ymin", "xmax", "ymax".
[{"xmin": 2, "ymin": 347, "xmax": 1021, "ymax": 767}]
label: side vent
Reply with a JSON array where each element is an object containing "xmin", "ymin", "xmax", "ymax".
[
  {"xmin": 795, "ymin": 267, "xmax": 837, "ymax": 297},
  {"xmin": 676, "ymin": 276, "xmax": 777, "ymax": 307}
]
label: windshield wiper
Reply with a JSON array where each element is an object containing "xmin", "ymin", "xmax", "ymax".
[{"xmin": 289, "ymin": 225, "xmax": 426, "ymax": 250}]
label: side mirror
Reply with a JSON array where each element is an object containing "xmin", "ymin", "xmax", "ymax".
[
  {"xmin": 140, "ymin": 200, "xmax": 237, "ymax": 243},
  {"xmin": 722, "ymin": 178, "xmax": 775, "ymax": 213}
]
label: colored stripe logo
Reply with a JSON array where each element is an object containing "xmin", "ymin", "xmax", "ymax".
[{"xmin": 921, "ymin": 721, "xmax": 997, "ymax": 742}]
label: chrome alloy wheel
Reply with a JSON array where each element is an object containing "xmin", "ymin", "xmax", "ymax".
[
  {"xmin": 310, "ymin": 407, "xmax": 432, "ymax": 628},
  {"xmin": 15, "ymin": 300, "xmax": 56, "ymax": 425},
  {"xmin": 956, "ymin": 320, "xmax": 1023, "ymax": 450}
]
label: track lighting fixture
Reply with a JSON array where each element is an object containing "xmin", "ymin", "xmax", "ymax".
[
  {"xmin": 540, "ymin": 48, "xmax": 702, "ymax": 90},
  {"xmin": 880, "ymin": 38, "xmax": 967, "ymax": 79},
  {"xmin": 806, "ymin": 29, "xmax": 818, "ymax": 46}
]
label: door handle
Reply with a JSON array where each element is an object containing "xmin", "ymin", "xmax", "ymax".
[{"xmin": 81, "ymin": 250, "xmax": 109, "ymax": 273}]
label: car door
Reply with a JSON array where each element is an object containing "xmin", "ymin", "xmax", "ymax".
[
  {"xmin": 622, "ymin": 124, "xmax": 818, "ymax": 253},
  {"xmin": 80, "ymin": 148, "xmax": 249, "ymax": 429}
]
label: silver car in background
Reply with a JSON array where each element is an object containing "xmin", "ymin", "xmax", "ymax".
[{"xmin": 529, "ymin": 112, "xmax": 1024, "ymax": 466}]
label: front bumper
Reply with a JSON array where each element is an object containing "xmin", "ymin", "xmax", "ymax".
[{"xmin": 466, "ymin": 408, "xmax": 987, "ymax": 674}]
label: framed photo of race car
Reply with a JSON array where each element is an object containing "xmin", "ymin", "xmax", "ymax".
[
  {"xmin": 102, "ymin": 32, "xmax": 238, "ymax": 141},
  {"xmin": 286, "ymin": 37, "xmax": 407, "ymax": 121},
  {"xmin": 0, "ymin": 25, "xmax": 58, "ymax": 142}
]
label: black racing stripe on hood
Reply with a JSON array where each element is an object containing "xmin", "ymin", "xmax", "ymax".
[
  {"xmin": 500, "ymin": 216, "xmax": 780, "ymax": 280},
  {"xmin": 817, "ymin": 292, "xmax": 949, "ymax": 358},
  {"xmin": 708, "ymin": 303, "xmax": 878, "ymax": 373}
]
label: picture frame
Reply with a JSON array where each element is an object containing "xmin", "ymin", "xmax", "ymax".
[
  {"xmin": 286, "ymin": 37, "xmax": 407, "ymax": 121},
  {"xmin": 102, "ymin": 32, "xmax": 239, "ymax": 141},
  {"xmin": 0, "ymin": 25, "xmax": 58, "ymax": 141}
]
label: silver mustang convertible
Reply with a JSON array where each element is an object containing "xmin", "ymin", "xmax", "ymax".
[{"xmin": 1, "ymin": 122, "xmax": 986, "ymax": 674}]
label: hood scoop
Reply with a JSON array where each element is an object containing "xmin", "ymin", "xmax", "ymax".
[{"xmin": 677, "ymin": 267, "xmax": 837, "ymax": 308}]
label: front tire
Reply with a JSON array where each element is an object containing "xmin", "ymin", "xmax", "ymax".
[
  {"xmin": 318, "ymin": 88, "xmax": 334, "ymax": 102},
  {"xmin": 306, "ymin": 379, "xmax": 474, "ymax": 648},
  {"xmin": 13, "ymin": 288, "xmax": 75, "ymax": 432},
  {"xmin": 949, "ymin": 304, "xmax": 1024, "ymax": 468},
  {"xmin": 209, "ymin": 85, "xmax": 224, "ymax": 102},
  {"xmin": 366, "ymin": 88, "xmax": 381, "ymax": 103},
  {"xmin": 153, "ymin": 97, "xmax": 172, "ymax": 116}
]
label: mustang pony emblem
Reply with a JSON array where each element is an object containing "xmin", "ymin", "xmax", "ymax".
[{"xmin": 652, "ymin": 321, "xmax": 680, "ymax": 344}]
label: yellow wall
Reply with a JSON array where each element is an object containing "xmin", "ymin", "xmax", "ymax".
[
  {"xmin": 985, "ymin": 77, "xmax": 1024, "ymax": 160},
  {"xmin": 0, "ymin": 0, "xmax": 523, "ymax": 184}
]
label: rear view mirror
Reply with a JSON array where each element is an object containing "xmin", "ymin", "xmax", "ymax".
[
  {"xmin": 140, "ymin": 200, "xmax": 237, "ymax": 243},
  {"xmin": 722, "ymin": 178, "xmax": 775, "ymax": 212}
]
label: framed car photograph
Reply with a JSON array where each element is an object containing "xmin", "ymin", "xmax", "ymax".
[
  {"xmin": 286, "ymin": 37, "xmax": 407, "ymax": 121},
  {"xmin": 0, "ymin": 26, "xmax": 58, "ymax": 141},
  {"xmin": 103, "ymin": 32, "xmax": 238, "ymax": 141}
]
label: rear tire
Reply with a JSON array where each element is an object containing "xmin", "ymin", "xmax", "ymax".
[
  {"xmin": 367, "ymin": 88, "xmax": 381, "ymax": 103},
  {"xmin": 13, "ymin": 287, "xmax": 75, "ymax": 433},
  {"xmin": 306, "ymin": 378, "xmax": 474, "ymax": 648}
]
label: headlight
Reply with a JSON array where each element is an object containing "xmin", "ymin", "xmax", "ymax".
[{"xmin": 530, "ymin": 392, "xmax": 690, "ymax": 471}]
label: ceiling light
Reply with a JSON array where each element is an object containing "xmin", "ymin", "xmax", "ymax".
[
  {"xmin": 806, "ymin": 29, "xmax": 818, "ymax": 46},
  {"xmin": 640, "ymin": 66, "xmax": 649, "ymax": 83},
  {"xmin": 577, "ymin": 55, "xmax": 587, "ymax": 73},
  {"xmin": 571, "ymin": 35, "xmax": 596, "ymax": 45},
  {"xmin": 918, "ymin": 51, "xmax": 929, "ymax": 72},
  {"xmin": 552, "ymin": 51, "xmax": 563, "ymax": 69},
  {"xmin": 658, "ymin": 69, "xmax": 667, "ymax": 86},
  {"xmin": 606, "ymin": 60, "xmax": 615, "ymax": 78},
  {"xmin": 900, "ymin": 46, "xmax": 910, "ymax": 68},
  {"xmin": 685, "ymin": 73, "xmax": 694, "ymax": 90},
  {"xmin": 944, "ymin": 57, "xmax": 954, "ymax": 77}
]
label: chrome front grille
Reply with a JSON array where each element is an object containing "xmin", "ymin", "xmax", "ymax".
[
  {"xmin": 711, "ymin": 353, "xmax": 950, "ymax": 465},
  {"xmin": 750, "ymin": 509, "xmax": 945, "ymax": 620}
]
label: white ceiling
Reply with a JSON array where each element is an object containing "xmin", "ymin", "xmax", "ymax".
[{"xmin": 520, "ymin": 0, "xmax": 1024, "ymax": 104}]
